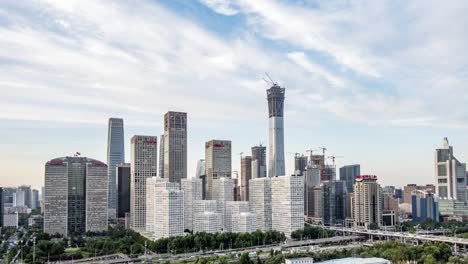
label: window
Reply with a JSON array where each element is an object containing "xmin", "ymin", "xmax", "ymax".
[
  {"xmin": 438, "ymin": 179, "xmax": 447, "ymax": 183},
  {"xmin": 438, "ymin": 164, "xmax": 447, "ymax": 176}
]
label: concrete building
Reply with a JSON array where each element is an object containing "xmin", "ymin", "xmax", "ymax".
[
  {"xmin": 16, "ymin": 185, "xmax": 32, "ymax": 208},
  {"xmin": 44, "ymin": 157, "xmax": 108, "ymax": 237},
  {"xmin": 251, "ymin": 145, "xmax": 267, "ymax": 178},
  {"xmin": 86, "ymin": 161, "xmax": 109, "ymax": 232},
  {"xmin": 212, "ymin": 177, "xmax": 234, "ymax": 229},
  {"xmin": 304, "ymin": 165, "xmax": 320, "ymax": 220},
  {"xmin": 130, "ymin": 135, "xmax": 158, "ymax": 231},
  {"xmin": 205, "ymin": 140, "xmax": 232, "ymax": 199},
  {"xmin": 181, "ymin": 177, "xmax": 203, "ymax": 231},
  {"xmin": 31, "ymin": 189, "xmax": 39, "ymax": 210},
  {"xmin": 249, "ymin": 177, "xmax": 272, "ymax": 231},
  {"xmin": 267, "ymin": 84, "xmax": 286, "ymax": 177},
  {"xmin": 340, "ymin": 165, "xmax": 361, "ymax": 194},
  {"xmin": 163, "ymin": 111, "xmax": 187, "ymax": 184},
  {"xmin": 193, "ymin": 200, "xmax": 222, "ymax": 234},
  {"xmin": 117, "ymin": 163, "xmax": 131, "ymax": 220},
  {"xmin": 146, "ymin": 178, "xmax": 184, "ymax": 238},
  {"xmin": 321, "ymin": 181, "xmax": 347, "ymax": 226},
  {"xmin": 352, "ymin": 175, "xmax": 382, "ymax": 229},
  {"xmin": 106, "ymin": 118, "xmax": 125, "ymax": 220},
  {"xmin": 435, "ymin": 137, "xmax": 467, "ymax": 202},
  {"xmin": 294, "ymin": 155, "xmax": 308, "ymax": 176},
  {"xmin": 310, "ymin": 155, "xmax": 325, "ymax": 181},
  {"xmin": 159, "ymin": 134, "xmax": 165, "ymax": 178},
  {"xmin": 271, "ymin": 175, "xmax": 304, "ymax": 237},
  {"xmin": 232, "ymin": 212, "xmax": 257, "ymax": 233},
  {"xmin": 438, "ymin": 199, "xmax": 468, "ymax": 217},
  {"xmin": 322, "ymin": 165, "xmax": 336, "ymax": 182},
  {"xmin": 225, "ymin": 201, "xmax": 249, "ymax": 232},
  {"xmin": 412, "ymin": 190, "xmax": 439, "ymax": 222},
  {"xmin": 241, "ymin": 156, "xmax": 252, "ymax": 201},
  {"xmin": 382, "ymin": 193, "xmax": 399, "ymax": 226},
  {"xmin": 403, "ymin": 184, "xmax": 435, "ymax": 205}
]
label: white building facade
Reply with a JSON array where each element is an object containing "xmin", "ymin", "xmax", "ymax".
[
  {"xmin": 193, "ymin": 200, "xmax": 222, "ymax": 234},
  {"xmin": 181, "ymin": 177, "xmax": 203, "ymax": 231},
  {"xmin": 85, "ymin": 161, "xmax": 108, "ymax": 232},
  {"xmin": 232, "ymin": 212, "xmax": 257, "ymax": 233},
  {"xmin": 225, "ymin": 201, "xmax": 249, "ymax": 232},
  {"xmin": 249, "ymin": 177, "xmax": 272, "ymax": 231},
  {"xmin": 212, "ymin": 177, "xmax": 234, "ymax": 229}
]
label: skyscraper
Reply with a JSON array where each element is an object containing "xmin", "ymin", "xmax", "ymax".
[
  {"xmin": 107, "ymin": 118, "xmax": 125, "ymax": 220},
  {"xmin": 0, "ymin": 188, "xmax": 3, "ymax": 228},
  {"xmin": 159, "ymin": 134, "xmax": 165, "ymax": 177},
  {"xmin": 321, "ymin": 181, "xmax": 347, "ymax": 226},
  {"xmin": 435, "ymin": 137, "xmax": 467, "ymax": 202},
  {"xmin": 117, "ymin": 163, "xmax": 130, "ymax": 219},
  {"xmin": 241, "ymin": 156, "xmax": 252, "ymax": 201},
  {"xmin": 44, "ymin": 157, "xmax": 108, "ymax": 237},
  {"xmin": 212, "ymin": 177, "xmax": 235, "ymax": 229},
  {"xmin": 130, "ymin": 135, "xmax": 158, "ymax": 231},
  {"xmin": 196, "ymin": 159, "xmax": 207, "ymax": 199},
  {"xmin": 17, "ymin": 185, "xmax": 31, "ymax": 208},
  {"xmin": 205, "ymin": 140, "xmax": 232, "ymax": 199},
  {"xmin": 251, "ymin": 145, "xmax": 267, "ymax": 178},
  {"xmin": 181, "ymin": 177, "xmax": 203, "ymax": 231},
  {"xmin": 412, "ymin": 190, "xmax": 439, "ymax": 223},
  {"xmin": 31, "ymin": 189, "xmax": 39, "ymax": 210},
  {"xmin": 294, "ymin": 155, "xmax": 308, "ymax": 176},
  {"xmin": 267, "ymin": 84, "xmax": 285, "ymax": 177},
  {"xmin": 225, "ymin": 201, "xmax": 249, "ymax": 232},
  {"xmin": 340, "ymin": 165, "xmax": 361, "ymax": 194},
  {"xmin": 249, "ymin": 177, "xmax": 272, "ymax": 231},
  {"xmin": 352, "ymin": 175, "xmax": 382, "ymax": 229},
  {"xmin": 304, "ymin": 165, "xmax": 320, "ymax": 220},
  {"xmin": 164, "ymin": 111, "xmax": 187, "ymax": 184},
  {"xmin": 271, "ymin": 175, "xmax": 304, "ymax": 237}
]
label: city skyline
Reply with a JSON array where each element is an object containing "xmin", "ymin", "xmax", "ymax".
[{"xmin": 1, "ymin": 0, "xmax": 468, "ymax": 189}]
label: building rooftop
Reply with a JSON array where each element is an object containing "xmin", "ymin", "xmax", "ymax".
[{"xmin": 317, "ymin": 257, "xmax": 390, "ymax": 264}]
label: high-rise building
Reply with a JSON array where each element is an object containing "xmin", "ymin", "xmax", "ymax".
[
  {"xmin": 412, "ymin": 190, "xmax": 439, "ymax": 223},
  {"xmin": 232, "ymin": 212, "xmax": 257, "ymax": 233},
  {"xmin": 159, "ymin": 134, "xmax": 165, "ymax": 178},
  {"xmin": 117, "ymin": 163, "xmax": 131, "ymax": 219},
  {"xmin": 14, "ymin": 189, "xmax": 26, "ymax": 207},
  {"xmin": 212, "ymin": 177, "xmax": 234, "ymax": 229},
  {"xmin": 205, "ymin": 140, "xmax": 232, "ymax": 199},
  {"xmin": 130, "ymin": 135, "xmax": 158, "ymax": 231},
  {"xmin": 294, "ymin": 155, "xmax": 308, "ymax": 176},
  {"xmin": 44, "ymin": 157, "xmax": 108, "ymax": 237},
  {"xmin": 267, "ymin": 84, "xmax": 285, "ymax": 177},
  {"xmin": 352, "ymin": 175, "xmax": 382, "ymax": 229},
  {"xmin": 163, "ymin": 111, "xmax": 187, "ymax": 184},
  {"xmin": 225, "ymin": 201, "xmax": 249, "ymax": 232},
  {"xmin": 0, "ymin": 188, "xmax": 3, "ymax": 227},
  {"xmin": 403, "ymin": 184, "xmax": 435, "ymax": 205},
  {"xmin": 241, "ymin": 156, "xmax": 252, "ymax": 201},
  {"xmin": 107, "ymin": 118, "xmax": 125, "ymax": 220},
  {"xmin": 382, "ymin": 193, "xmax": 400, "ymax": 226},
  {"xmin": 322, "ymin": 165, "xmax": 336, "ymax": 182},
  {"xmin": 146, "ymin": 177, "xmax": 184, "ymax": 239},
  {"xmin": 181, "ymin": 177, "xmax": 203, "ymax": 231},
  {"xmin": 249, "ymin": 178, "xmax": 272, "ymax": 231},
  {"xmin": 17, "ymin": 185, "xmax": 31, "ymax": 208},
  {"xmin": 271, "ymin": 175, "xmax": 304, "ymax": 237},
  {"xmin": 31, "ymin": 189, "xmax": 39, "ymax": 210},
  {"xmin": 340, "ymin": 165, "xmax": 361, "ymax": 194},
  {"xmin": 321, "ymin": 181, "xmax": 347, "ymax": 226},
  {"xmin": 251, "ymin": 145, "xmax": 267, "ymax": 178},
  {"xmin": 193, "ymin": 200, "xmax": 223, "ymax": 234},
  {"xmin": 435, "ymin": 137, "xmax": 467, "ymax": 202},
  {"xmin": 86, "ymin": 161, "xmax": 109, "ymax": 232},
  {"xmin": 310, "ymin": 155, "xmax": 325, "ymax": 181},
  {"xmin": 196, "ymin": 159, "xmax": 207, "ymax": 199},
  {"xmin": 304, "ymin": 164, "xmax": 320, "ymax": 220}
]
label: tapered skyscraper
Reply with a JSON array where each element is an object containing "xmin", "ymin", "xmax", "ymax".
[
  {"xmin": 107, "ymin": 118, "xmax": 125, "ymax": 220},
  {"xmin": 267, "ymin": 84, "xmax": 285, "ymax": 177}
]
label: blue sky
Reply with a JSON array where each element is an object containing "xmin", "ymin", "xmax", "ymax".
[{"xmin": 0, "ymin": 0, "xmax": 467, "ymax": 189}]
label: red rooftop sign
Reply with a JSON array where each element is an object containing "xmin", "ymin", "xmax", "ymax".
[{"xmin": 355, "ymin": 175, "xmax": 378, "ymax": 180}]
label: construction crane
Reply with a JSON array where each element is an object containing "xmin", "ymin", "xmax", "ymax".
[
  {"xmin": 288, "ymin": 152, "xmax": 301, "ymax": 158},
  {"xmin": 317, "ymin": 147, "xmax": 327, "ymax": 156},
  {"xmin": 237, "ymin": 152, "xmax": 244, "ymax": 160},
  {"xmin": 327, "ymin": 155, "xmax": 344, "ymax": 167},
  {"xmin": 262, "ymin": 72, "xmax": 278, "ymax": 86}
]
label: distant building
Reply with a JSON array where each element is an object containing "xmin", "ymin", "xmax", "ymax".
[
  {"xmin": 310, "ymin": 155, "xmax": 325, "ymax": 180},
  {"xmin": 196, "ymin": 159, "xmax": 207, "ymax": 199},
  {"xmin": 16, "ymin": 185, "xmax": 32, "ymax": 208},
  {"xmin": 117, "ymin": 163, "xmax": 131, "ymax": 219},
  {"xmin": 272, "ymin": 175, "xmax": 304, "ymax": 237},
  {"xmin": 412, "ymin": 190, "xmax": 439, "ymax": 222},
  {"xmin": 225, "ymin": 201, "xmax": 249, "ymax": 232},
  {"xmin": 285, "ymin": 258, "xmax": 314, "ymax": 264},
  {"xmin": 181, "ymin": 177, "xmax": 203, "ymax": 231},
  {"xmin": 130, "ymin": 135, "xmax": 158, "ymax": 231},
  {"xmin": 106, "ymin": 118, "xmax": 125, "ymax": 220},
  {"xmin": 3, "ymin": 212, "xmax": 18, "ymax": 228},
  {"xmin": 294, "ymin": 155, "xmax": 308, "ymax": 176},
  {"xmin": 212, "ymin": 177, "xmax": 234, "ymax": 229},
  {"xmin": 193, "ymin": 200, "xmax": 222, "ymax": 234},
  {"xmin": 435, "ymin": 137, "xmax": 467, "ymax": 202},
  {"xmin": 316, "ymin": 257, "xmax": 390, "ymax": 264},
  {"xmin": 251, "ymin": 145, "xmax": 267, "ymax": 178},
  {"xmin": 205, "ymin": 140, "xmax": 232, "ymax": 199},
  {"xmin": 267, "ymin": 84, "xmax": 286, "ymax": 177},
  {"xmin": 382, "ymin": 193, "xmax": 400, "ymax": 226},
  {"xmin": 340, "ymin": 165, "xmax": 361, "ymax": 194},
  {"xmin": 249, "ymin": 177, "xmax": 272, "ymax": 231},
  {"xmin": 352, "ymin": 175, "xmax": 382, "ymax": 229},
  {"xmin": 159, "ymin": 134, "xmax": 165, "ymax": 178},
  {"xmin": 322, "ymin": 165, "xmax": 336, "ymax": 182},
  {"xmin": 403, "ymin": 184, "xmax": 435, "ymax": 205},
  {"xmin": 438, "ymin": 199, "xmax": 468, "ymax": 217},
  {"xmin": 31, "ymin": 189, "xmax": 39, "ymax": 210},
  {"xmin": 44, "ymin": 157, "xmax": 108, "ymax": 237},
  {"xmin": 28, "ymin": 215, "xmax": 43, "ymax": 227},
  {"xmin": 163, "ymin": 111, "xmax": 187, "ymax": 184},
  {"xmin": 394, "ymin": 188, "xmax": 403, "ymax": 202},
  {"xmin": 0, "ymin": 188, "xmax": 3, "ymax": 227},
  {"xmin": 241, "ymin": 156, "xmax": 252, "ymax": 201},
  {"xmin": 304, "ymin": 161, "xmax": 321, "ymax": 220},
  {"xmin": 146, "ymin": 178, "xmax": 183, "ymax": 239},
  {"xmin": 321, "ymin": 181, "xmax": 347, "ymax": 226},
  {"xmin": 232, "ymin": 212, "xmax": 257, "ymax": 233}
]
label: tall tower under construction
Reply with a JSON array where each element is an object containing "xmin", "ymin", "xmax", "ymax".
[{"xmin": 267, "ymin": 84, "xmax": 285, "ymax": 177}]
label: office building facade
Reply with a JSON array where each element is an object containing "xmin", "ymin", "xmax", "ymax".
[
  {"xmin": 294, "ymin": 155, "xmax": 308, "ymax": 176},
  {"xmin": 117, "ymin": 163, "xmax": 131, "ymax": 219},
  {"xmin": 340, "ymin": 165, "xmax": 361, "ymax": 194},
  {"xmin": 352, "ymin": 175, "xmax": 382, "ymax": 229},
  {"xmin": 232, "ymin": 212, "xmax": 257, "ymax": 233},
  {"xmin": 225, "ymin": 201, "xmax": 249, "ymax": 232},
  {"xmin": 181, "ymin": 177, "xmax": 203, "ymax": 231},
  {"xmin": 271, "ymin": 175, "xmax": 304, "ymax": 237},
  {"xmin": 212, "ymin": 177, "xmax": 234, "ymax": 229},
  {"xmin": 241, "ymin": 156, "xmax": 252, "ymax": 201},
  {"xmin": 163, "ymin": 111, "xmax": 187, "ymax": 184},
  {"xmin": 251, "ymin": 145, "xmax": 267, "ymax": 178},
  {"xmin": 249, "ymin": 177, "xmax": 272, "ymax": 231},
  {"xmin": 107, "ymin": 118, "xmax": 125, "ymax": 220},
  {"xmin": 205, "ymin": 140, "xmax": 232, "ymax": 199},
  {"xmin": 321, "ymin": 181, "xmax": 347, "ymax": 226},
  {"xmin": 412, "ymin": 190, "xmax": 439, "ymax": 222},
  {"xmin": 130, "ymin": 135, "xmax": 158, "ymax": 231}
]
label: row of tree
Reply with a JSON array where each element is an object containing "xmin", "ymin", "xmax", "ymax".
[{"xmin": 290, "ymin": 225, "xmax": 335, "ymax": 241}]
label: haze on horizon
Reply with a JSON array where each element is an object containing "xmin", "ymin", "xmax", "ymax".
[{"xmin": 0, "ymin": 0, "xmax": 467, "ymax": 189}]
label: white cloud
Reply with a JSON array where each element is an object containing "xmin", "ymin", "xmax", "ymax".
[{"xmin": 199, "ymin": 0, "xmax": 239, "ymax": 15}]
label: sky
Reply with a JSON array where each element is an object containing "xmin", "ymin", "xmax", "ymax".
[{"xmin": 0, "ymin": 0, "xmax": 467, "ymax": 190}]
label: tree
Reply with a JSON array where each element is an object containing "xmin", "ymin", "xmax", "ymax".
[{"xmin": 239, "ymin": 253, "xmax": 254, "ymax": 264}]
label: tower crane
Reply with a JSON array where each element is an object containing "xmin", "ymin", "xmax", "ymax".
[{"xmin": 327, "ymin": 155, "xmax": 344, "ymax": 167}]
